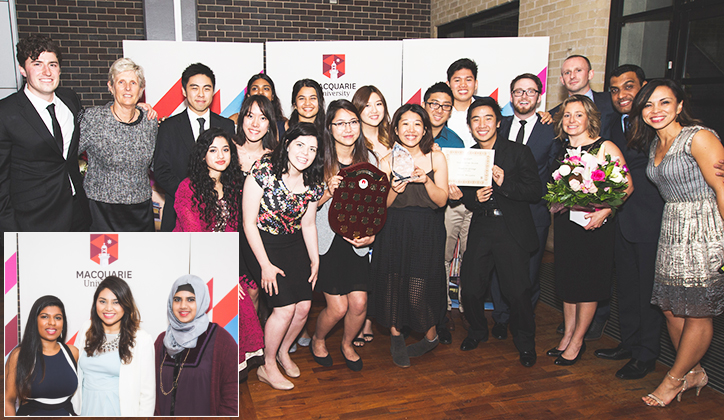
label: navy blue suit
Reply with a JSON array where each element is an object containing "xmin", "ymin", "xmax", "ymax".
[
  {"xmin": 607, "ymin": 114, "xmax": 664, "ymax": 363},
  {"xmin": 490, "ymin": 115, "xmax": 560, "ymax": 325}
]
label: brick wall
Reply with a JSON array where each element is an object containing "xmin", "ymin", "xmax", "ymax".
[
  {"xmin": 196, "ymin": 0, "xmax": 431, "ymax": 43},
  {"xmin": 15, "ymin": 0, "xmax": 146, "ymax": 107},
  {"xmin": 431, "ymin": 0, "xmax": 612, "ymax": 109}
]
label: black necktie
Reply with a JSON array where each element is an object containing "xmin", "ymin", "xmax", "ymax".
[
  {"xmin": 197, "ymin": 117, "xmax": 206, "ymax": 137},
  {"xmin": 623, "ymin": 116, "xmax": 630, "ymax": 134},
  {"xmin": 47, "ymin": 104, "xmax": 64, "ymax": 152},
  {"xmin": 515, "ymin": 120, "xmax": 527, "ymax": 144}
]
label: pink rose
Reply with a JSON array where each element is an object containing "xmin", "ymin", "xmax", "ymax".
[
  {"xmin": 591, "ymin": 169, "xmax": 605, "ymax": 181},
  {"xmin": 568, "ymin": 156, "xmax": 581, "ymax": 164},
  {"xmin": 552, "ymin": 170, "xmax": 562, "ymax": 181}
]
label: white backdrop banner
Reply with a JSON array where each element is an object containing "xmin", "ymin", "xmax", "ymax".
[
  {"xmin": 123, "ymin": 40, "xmax": 264, "ymax": 119},
  {"xmin": 401, "ymin": 37, "xmax": 550, "ymax": 115},
  {"xmin": 266, "ymin": 40, "xmax": 403, "ymax": 118},
  {"xmin": 8, "ymin": 232, "xmax": 239, "ymax": 352}
]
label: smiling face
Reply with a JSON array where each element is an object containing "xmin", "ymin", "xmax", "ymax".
[
  {"xmin": 19, "ymin": 51, "xmax": 60, "ymax": 102},
  {"xmin": 294, "ymin": 86, "xmax": 319, "ymax": 122},
  {"xmin": 37, "ymin": 305, "xmax": 63, "ymax": 343},
  {"xmin": 511, "ymin": 78, "xmax": 541, "ymax": 117},
  {"xmin": 183, "ymin": 74, "xmax": 214, "ymax": 116},
  {"xmin": 287, "ymin": 135, "xmax": 318, "ymax": 173},
  {"xmin": 561, "ymin": 101, "xmax": 590, "ymax": 138},
  {"xmin": 424, "ymin": 92, "xmax": 454, "ymax": 129},
  {"xmin": 331, "ymin": 108, "xmax": 360, "ymax": 148},
  {"xmin": 642, "ymin": 86, "xmax": 683, "ymax": 131},
  {"xmin": 360, "ymin": 92, "xmax": 385, "ymax": 128},
  {"xmin": 249, "ymin": 78, "xmax": 274, "ymax": 101},
  {"xmin": 395, "ymin": 110, "xmax": 426, "ymax": 149},
  {"xmin": 242, "ymin": 101, "xmax": 270, "ymax": 142},
  {"xmin": 172, "ymin": 291, "xmax": 198, "ymax": 323},
  {"xmin": 448, "ymin": 69, "xmax": 478, "ymax": 104},
  {"xmin": 108, "ymin": 70, "xmax": 142, "ymax": 107},
  {"xmin": 610, "ymin": 71, "xmax": 644, "ymax": 115},
  {"xmin": 96, "ymin": 288, "xmax": 125, "ymax": 333},
  {"xmin": 206, "ymin": 136, "xmax": 231, "ymax": 178},
  {"xmin": 469, "ymin": 105, "xmax": 500, "ymax": 148},
  {"xmin": 560, "ymin": 57, "xmax": 593, "ymax": 96}
]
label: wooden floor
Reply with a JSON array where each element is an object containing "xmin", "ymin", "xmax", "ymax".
[{"xmin": 241, "ymin": 299, "xmax": 724, "ymax": 419}]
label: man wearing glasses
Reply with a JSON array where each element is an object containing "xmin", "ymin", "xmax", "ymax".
[
  {"xmin": 424, "ymin": 82, "xmax": 464, "ymax": 148},
  {"xmin": 488, "ymin": 74, "xmax": 559, "ymax": 342}
]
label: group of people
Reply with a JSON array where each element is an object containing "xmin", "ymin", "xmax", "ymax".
[
  {"xmin": 4, "ymin": 275, "xmax": 238, "ymax": 416},
  {"xmin": 2, "ymin": 31, "xmax": 723, "ymax": 412}
]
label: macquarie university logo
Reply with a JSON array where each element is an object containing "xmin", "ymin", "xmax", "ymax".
[
  {"xmin": 323, "ymin": 54, "xmax": 345, "ymax": 79},
  {"xmin": 90, "ymin": 234, "xmax": 118, "ymax": 266}
]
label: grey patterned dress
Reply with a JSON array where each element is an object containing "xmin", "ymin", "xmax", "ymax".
[{"xmin": 646, "ymin": 125, "xmax": 724, "ymax": 317}]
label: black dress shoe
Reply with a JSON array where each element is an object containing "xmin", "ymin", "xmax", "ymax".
[
  {"xmin": 492, "ymin": 322, "xmax": 508, "ymax": 340},
  {"xmin": 615, "ymin": 358, "xmax": 655, "ymax": 380},
  {"xmin": 460, "ymin": 336, "xmax": 480, "ymax": 351},
  {"xmin": 310, "ymin": 344, "xmax": 333, "ymax": 367},
  {"xmin": 554, "ymin": 342, "xmax": 586, "ymax": 366},
  {"xmin": 546, "ymin": 346, "xmax": 565, "ymax": 357},
  {"xmin": 519, "ymin": 350, "xmax": 537, "ymax": 367},
  {"xmin": 584, "ymin": 319, "xmax": 608, "ymax": 341},
  {"xmin": 437, "ymin": 328, "xmax": 452, "ymax": 345},
  {"xmin": 556, "ymin": 322, "xmax": 565, "ymax": 334},
  {"xmin": 594, "ymin": 344, "xmax": 632, "ymax": 361},
  {"xmin": 341, "ymin": 346, "xmax": 363, "ymax": 371}
]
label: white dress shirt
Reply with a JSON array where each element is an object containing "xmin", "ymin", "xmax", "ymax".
[{"xmin": 187, "ymin": 108, "xmax": 211, "ymax": 140}]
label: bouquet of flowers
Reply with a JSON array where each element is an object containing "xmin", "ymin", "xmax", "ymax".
[{"xmin": 544, "ymin": 144, "xmax": 629, "ymax": 215}]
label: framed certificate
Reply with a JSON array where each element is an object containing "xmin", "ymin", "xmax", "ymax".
[{"xmin": 442, "ymin": 149, "xmax": 495, "ymax": 187}]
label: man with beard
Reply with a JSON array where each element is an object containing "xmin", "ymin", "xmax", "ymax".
[{"xmin": 488, "ymin": 74, "xmax": 559, "ymax": 341}]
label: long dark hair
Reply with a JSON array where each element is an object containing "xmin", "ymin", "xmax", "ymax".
[
  {"xmin": 15, "ymin": 295, "xmax": 68, "ymax": 402},
  {"xmin": 351, "ymin": 85, "xmax": 392, "ymax": 149},
  {"xmin": 246, "ymin": 73, "xmax": 286, "ymax": 123},
  {"xmin": 288, "ymin": 78, "xmax": 326, "ymax": 134},
  {"xmin": 188, "ymin": 127, "xmax": 243, "ymax": 230},
  {"xmin": 389, "ymin": 104, "xmax": 434, "ymax": 154},
  {"xmin": 84, "ymin": 276, "xmax": 140, "ymax": 364},
  {"xmin": 270, "ymin": 122, "xmax": 324, "ymax": 188},
  {"xmin": 323, "ymin": 100, "xmax": 370, "ymax": 181},
  {"xmin": 627, "ymin": 78, "xmax": 701, "ymax": 152},
  {"xmin": 235, "ymin": 95, "xmax": 278, "ymax": 150}
]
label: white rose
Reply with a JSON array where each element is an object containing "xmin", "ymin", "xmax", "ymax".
[{"xmin": 558, "ymin": 165, "xmax": 572, "ymax": 176}]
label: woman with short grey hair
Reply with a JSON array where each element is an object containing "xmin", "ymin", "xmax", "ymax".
[{"xmin": 80, "ymin": 57, "xmax": 158, "ymax": 231}]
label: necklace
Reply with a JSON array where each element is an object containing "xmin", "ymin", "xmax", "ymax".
[
  {"xmin": 111, "ymin": 104, "xmax": 136, "ymax": 123},
  {"xmin": 159, "ymin": 349, "xmax": 190, "ymax": 395},
  {"xmin": 100, "ymin": 334, "xmax": 120, "ymax": 353}
]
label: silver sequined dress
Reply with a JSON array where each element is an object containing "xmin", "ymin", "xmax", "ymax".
[{"xmin": 646, "ymin": 125, "xmax": 724, "ymax": 316}]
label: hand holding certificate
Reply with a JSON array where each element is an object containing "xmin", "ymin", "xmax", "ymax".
[{"xmin": 441, "ymin": 148, "xmax": 495, "ymax": 187}]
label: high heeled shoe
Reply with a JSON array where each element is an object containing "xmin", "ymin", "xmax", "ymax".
[
  {"xmin": 683, "ymin": 368, "xmax": 708, "ymax": 397},
  {"xmin": 546, "ymin": 346, "xmax": 565, "ymax": 357},
  {"xmin": 256, "ymin": 365, "xmax": 294, "ymax": 391},
  {"xmin": 554, "ymin": 342, "xmax": 586, "ymax": 366},
  {"xmin": 643, "ymin": 371, "xmax": 686, "ymax": 406},
  {"xmin": 276, "ymin": 355, "xmax": 300, "ymax": 378}
]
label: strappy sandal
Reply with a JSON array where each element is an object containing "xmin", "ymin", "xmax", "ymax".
[{"xmin": 643, "ymin": 371, "xmax": 686, "ymax": 407}]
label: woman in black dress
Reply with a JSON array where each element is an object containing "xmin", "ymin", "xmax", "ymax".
[
  {"xmin": 549, "ymin": 95, "xmax": 632, "ymax": 365},
  {"xmin": 5, "ymin": 296, "xmax": 79, "ymax": 416},
  {"xmin": 310, "ymin": 100, "xmax": 376, "ymax": 371}
]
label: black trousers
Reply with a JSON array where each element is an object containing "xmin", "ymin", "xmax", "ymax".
[
  {"xmin": 460, "ymin": 215, "xmax": 536, "ymax": 353},
  {"xmin": 614, "ymin": 223, "xmax": 663, "ymax": 362}
]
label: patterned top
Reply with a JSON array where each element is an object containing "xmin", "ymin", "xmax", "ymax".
[
  {"xmin": 646, "ymin": 125, "xmax": 720, "ymax": 203},
  {"xmin": 252, "ymin": 156, "xmax": 324, "ymax": 234}
]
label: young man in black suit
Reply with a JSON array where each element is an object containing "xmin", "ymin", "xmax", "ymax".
[
  {"xmin": 489, "ymin": 73, "xmax": 560, "ymax": 341},
  {"xmin": 0, "ymin": 34, "xmax": 91, "ymax": 231},
  {"xmin": 154, "ymin": 63, "xmax": 235, "ymax": 231},
  {"xmin": 456, "ymin": 98, "xmax": 541, "ymax": 367},
  {"xmin": 593, "ymin": 65, "xmax": 665, "ymax": 379}
]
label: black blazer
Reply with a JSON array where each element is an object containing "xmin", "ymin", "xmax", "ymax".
[
  {"xmin": 549, "ymin": 90, "xmax": 616, "ymax": 139},
  {"xmin": 605, "ymin": 115, "xmax": 664, "ymax": 243},
  {"xmin": 154, "ymin": 110, "xmax": 235, "ymax": 231},
  {"xmin": 498, "ymin": 115, "xmax": 560, "ymax": 228},
  {"xmin": 460, "ymin": 138, "xmax": 541, "ymax": 253},
  {"xmin": 0, "ymin": 87, "xmax": 90, "ymax": 231}
]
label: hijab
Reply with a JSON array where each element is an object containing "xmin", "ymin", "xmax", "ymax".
[{"xmin": 163, "ymin": 274, "xmax": 211, "ymax": 357}]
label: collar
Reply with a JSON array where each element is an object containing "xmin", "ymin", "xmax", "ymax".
[
  {"xmin": 187, "ymin": 108, "xmax": 211, "ymax": 123},
  {"xmin": 512, "ymin": 113, "xmax": 538, "ymax": 126},
  {"xmin": 24, "ymin": 85, "xmax": 56, "ymax": 108}
]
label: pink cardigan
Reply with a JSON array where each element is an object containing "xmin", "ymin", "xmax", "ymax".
[{"xmin": 173, "ymin": 178, "xmax": 238, "ymax": 232}]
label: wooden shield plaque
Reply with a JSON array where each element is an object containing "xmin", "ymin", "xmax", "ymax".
[{"xmin": 329, "ymin": 162, "xmax": 390, "ymax": 239}]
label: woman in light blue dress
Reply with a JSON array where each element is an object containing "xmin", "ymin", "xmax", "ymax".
[{"xmin": 73, "ymin": 276, "xmax": 155, "ymax": 416}]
